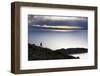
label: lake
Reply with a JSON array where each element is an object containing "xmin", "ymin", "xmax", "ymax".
[
  {"xmin": 70, "ymin": 53, "xmax": 88, "ymax": 59},
  {"xmin": 29, "ymin": 29, "xmax": 88, "ymax": 50}
]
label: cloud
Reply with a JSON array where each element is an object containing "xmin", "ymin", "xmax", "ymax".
[
  {"xmin": 35, "ymin": 25, "xmax": 81, "ymax": 29},
  {"xmin": 28, "ymin": 15, "xmax": 88, "ymax": 31},
  {"xmin": 28, "ymin": 15, "xmax": 87, "ymax": 21}
]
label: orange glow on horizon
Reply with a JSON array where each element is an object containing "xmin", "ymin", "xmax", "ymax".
[{"xmin": 41, "ymin": 25, "xmax": 81, "ymax": 29}]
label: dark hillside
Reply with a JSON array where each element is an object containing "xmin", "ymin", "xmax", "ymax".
[{"xmin": 28, "ymin": 44, "xmax": 87, "ymax": 61}]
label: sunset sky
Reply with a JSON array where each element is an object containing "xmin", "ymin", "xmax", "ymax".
[{"xmin": 28, "ymin": 15, "xmax": 88, "ymax": 32}]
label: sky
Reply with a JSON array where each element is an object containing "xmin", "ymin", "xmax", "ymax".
[
  {"xmin": 28, "ymin": 15, "xmax": 88, "ymax": 32},
  {"xmin": 28, "ymin": 15, "xmax": 88, "ymax": 50}
]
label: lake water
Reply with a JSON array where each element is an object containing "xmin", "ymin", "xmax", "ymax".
[
  {"xmin": 70, "ymin": 53, "xmax": 88, "ymax": 59},
  {"xmin": 29, "ymin": 30, "xmax": 88, "ymax": 50}
]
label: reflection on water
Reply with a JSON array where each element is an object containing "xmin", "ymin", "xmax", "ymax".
[{"xmin": 29, "ymin": 30, "xmax": 88, "ymax": 50}]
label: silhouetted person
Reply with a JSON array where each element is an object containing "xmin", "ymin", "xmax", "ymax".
[{"xmin": 40, "ymin": 42, "xmax": 42, "ymax": 47}]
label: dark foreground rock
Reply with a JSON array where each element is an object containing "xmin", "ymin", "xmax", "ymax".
[{"xmin": 28, "ymin": 44, "xmax": 87, "ymax": 61}]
